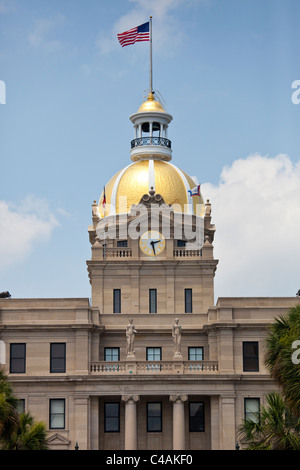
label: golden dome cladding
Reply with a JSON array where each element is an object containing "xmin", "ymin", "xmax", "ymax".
[{"xmin": 137, "ymin": 92, "xmax": 165, "ymax": 113}]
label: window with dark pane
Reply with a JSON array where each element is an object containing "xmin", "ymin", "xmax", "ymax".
[
  {"xmin": 113, "ymin": 289, "xmax": 121, "ymax": 313},
  {"xmin": 49, "ymin": 399, "xmax": 65, "ymax": 429},
  {"xmin": 10, "ymin": 343, "xmax": 26, "ymax": 373},
  {"xmin": 149, "ymin": 289, "xmax": 157, "ymax": 313},
  {"xmin": 147, "ymin": 403, "xmax": 162, "ymax": 432},
  {"xmin": 50, "ymin": 343, "xmax": 66, "ymax": 373},
  {"xmin": 189, "ymin": 402, "xmax": 204, "ymax": 432},
  {"xmin": 243, "ymin": 342, "xmax": 259, "ymax": 371},
  {"xmin": 104, "ymin": 403, "xmax": 120, "ymax": 432},
  {"xmin": 117, "ymin": 240, "xmax": 128, "ymax": 247},
  {"xmin": 185, "ymin": 288, "xmax": 192, "ymax": 313}
]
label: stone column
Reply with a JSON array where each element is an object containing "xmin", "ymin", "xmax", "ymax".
[
  {"xmin": 169, "ymin": 395, "xmax": 188, "ymax": 450},
  {"xmin": 122, "ymin": 395, "xmax": 140, "ymax": 450},
  {"xmin": 220, "ymin": 395, "xmax": 236, "ymax": 450}
]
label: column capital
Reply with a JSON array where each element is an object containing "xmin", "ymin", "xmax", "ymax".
[
  {"xmin": 169, "ymin": 394, "xmax": 188, "ymax": 404},
  {"xmin": 121, "ymin": 395, "xmax": 140, "ymax": 404}
]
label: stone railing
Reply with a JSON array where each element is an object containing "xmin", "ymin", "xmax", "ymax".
[
  {"xmin": 103, "ymin": 247, "xmax": 132, "ymax": 258},
  {"xmin": 90, "ymin": 362, "xmax": 126, "ymax": 373},
  {"xmin": 184, "ymin": 361, "xmax": 218, "ymax": 373},
  {"xmin": 173, "ymin": 249, "xmax": 202, "ymax": 258},
  {"xmin": 90, "ymin": 360, "xmax": 218, "ymax": 375}
]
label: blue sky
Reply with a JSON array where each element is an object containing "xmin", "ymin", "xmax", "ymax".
[{"xmin": 1, "ymin": 0, "xmax": 300, "ymax": 301}]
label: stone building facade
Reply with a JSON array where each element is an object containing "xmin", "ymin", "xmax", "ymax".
[{"xmin": 0, "ymin": 91, "xmax": 299, "ymax": 450}]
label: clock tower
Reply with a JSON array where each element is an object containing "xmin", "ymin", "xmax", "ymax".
[{"xmin": 87, "ymin": 91, "xmax": 217, "ymax": 315}]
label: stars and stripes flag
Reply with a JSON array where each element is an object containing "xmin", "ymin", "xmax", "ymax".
[{"xmin": 117, "ymin": 22, "xmax": 150, "ymax": 47}]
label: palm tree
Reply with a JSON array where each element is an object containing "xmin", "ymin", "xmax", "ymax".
[
  {"xmin": 0, "ymin": 369, "xmax": 48, "ymax": 450},
  {"xmin": 0, "ymin": 369, "xmax": 19, "ymax": 443},
  {"xmin": 265, "ymin": 305, "xmax": 300, "ymax": 417},
  {"xmin": 2, "ymin": 411, "xmax": 48, "ymax": 450},
  {"xmin": 238, "ymin": 392, "xmax": 300, "ymax": 450}
]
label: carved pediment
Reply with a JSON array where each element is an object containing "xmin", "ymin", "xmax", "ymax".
[{"xmin": 47, "ymin": 432, "xmax": 71, "ymax": 449}]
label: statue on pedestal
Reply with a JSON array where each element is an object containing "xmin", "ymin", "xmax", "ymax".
[
  {"xmin": 172, "ymin": 318, "xmax": 182, "ymax": 357},
  {"xmin": 126, "ymin": 318, "xmax": 137, "ymax": 357}
]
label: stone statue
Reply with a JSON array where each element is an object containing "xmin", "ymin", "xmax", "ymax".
[
  {"xmin": 126, "ymin": 318, "xmax": 137, "ymax": 356},
  {"xmin": 172, "ymin": 318, "xmax": 182, "ymax": 356}
]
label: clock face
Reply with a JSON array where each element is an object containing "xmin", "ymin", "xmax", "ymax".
[{"xmin": 139, "ymin": 231, "xmax": 166, "ymax": 257}]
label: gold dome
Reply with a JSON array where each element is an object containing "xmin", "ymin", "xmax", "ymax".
[
  {"xmin": 138, "ymin": 92, "xmax": 165, "ymax": 113},
  {"xmin": 99, "ymin": 160, "xmax": 203, "ymax": 218}
]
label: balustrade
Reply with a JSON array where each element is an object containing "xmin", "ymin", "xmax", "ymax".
[
  {"xmin": 90, "ymin": 360, "xmax": 218, "ymax": 374},
  {"xmin": 131, "ymin": 137, "xmax": 171, "ymax": 149}
]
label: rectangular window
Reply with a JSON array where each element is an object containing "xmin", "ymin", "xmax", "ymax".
[
  {"xmin": 188, "ymin": 347, "xmax": 203, "ymax": 361},
  {"xmin": 16, "ymin": 399, "xmax": 25, "ymax": 414},
  {"xmin": 149, "ymin": 289, "xmax": 157, "ymax": 313},
  {"xmin": 185, "ymin": 288, "xmax": 192, "ymax": 313},
  {"xmin": 177, "ymin": 240, "xmax": 186, "ymax": 247},
  {"xmin": 50, "ymin": 343, "xmax": 66, "ymax": 373},
  {"xmin": 189, "ymin": 402, "xmax": 205, "ymax": 432},
  {"xmin": 49, "ymin": 399, "xmax": 65, "ymax": 429},
  {"xmin": 10, "ymin": 343, "xmax": 26, "ymax": 373},
  {"xmin": 244, "ymin": 398, "xmax": 260, "ymax": 424},
  {"xmin": 104, "ymin": 348, "xmax": 120, "ymax": 361},
  {"xmin": 243, "ymin": 342, "xmax": 259, "ymax": 371},
  {"xmin": 147, "ymin": 403, "xmax": 162, "ymax": 432},
  {"xmin": 117, "ymin": 240, "xmax": 128, "ymax": 247},
  {"xmin": 104, "ymin": 403, "xmax": 120, "ymax": 432},
  {"xmin": 113, "ymin": 289, "xmax": 121, "ymax": 313},
  {"xmin": 146, "ymin": 347, "xmax": 161, "ymax": 361}
]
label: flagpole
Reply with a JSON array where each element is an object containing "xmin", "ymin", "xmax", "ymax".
[{"xmin": 150, "ymin": 16, "xmax": 153, "ymax": 93}]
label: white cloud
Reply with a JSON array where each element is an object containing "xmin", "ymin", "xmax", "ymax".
[
  {"xmin": 28, "ymin": 14, "xmax": 64, "ymax": 52},
  {"xmin": 202, "ymin": 154, "xmax": 300, "ymax": 298},
  {"xmin": 0, "ymin": 196, "xmax": 59, "ymax": 271}
]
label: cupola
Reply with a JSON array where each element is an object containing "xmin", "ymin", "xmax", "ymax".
[{"xmin": 129, "ymin": 92, "xmax": 173, "ymax": 162}]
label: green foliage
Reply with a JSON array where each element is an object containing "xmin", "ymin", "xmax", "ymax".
[
  {"xmin": 0, "ymin": 369, "xmax": 48, "ymax": 450},
  {"xmin": 0, "ymin": 369, "xmax": 19, "ymax": 441},
  {"xmin": 239, "ymin": 392, "xmax": 300, "ymax": 450},
  {"xmin": 265, "ymin": 305, "xmax": 300, "ymax": 417}
]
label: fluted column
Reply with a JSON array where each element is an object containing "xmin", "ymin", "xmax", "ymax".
[
  {"xmin": 122, "ymin": 395, "xmax": 140, "ymax": 450},
  {"xmin": 170, "ymin": 395, "xmax": 188, "ymax": 450}
]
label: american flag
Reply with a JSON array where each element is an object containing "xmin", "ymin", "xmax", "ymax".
[{"xmin": 117, "ymin": 22, "xmax": 150, "ymax": 47}]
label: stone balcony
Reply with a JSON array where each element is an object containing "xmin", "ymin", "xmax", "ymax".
[
  {"xmin": 97, "ymin": 247, "xmax": 203, "ymax": 260},
  {"xmin": 90, "ymin": 360, "xmax": 218, "ymax": 375}
]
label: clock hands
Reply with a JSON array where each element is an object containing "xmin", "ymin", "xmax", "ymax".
[{"xmin": 150, "ymin": 239, "xmax": 161, "ymax": 255}]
